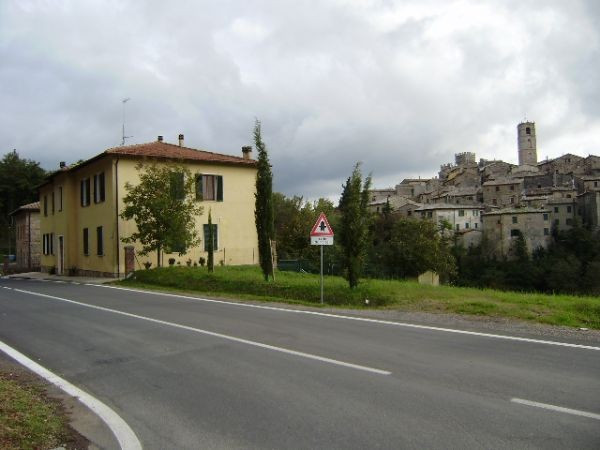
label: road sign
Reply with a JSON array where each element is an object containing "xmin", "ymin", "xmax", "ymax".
[
  {"xmin": 310, "ymin": 213, "xmax": 334, "ymax": 238},
  {"xmin": 311, "ymin": 235, "xmax": 333, "ymax": 246}
]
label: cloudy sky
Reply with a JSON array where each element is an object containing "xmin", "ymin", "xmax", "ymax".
[{"xmin": 1, "ymin": 0, "xmax": 599, "ymax": 200}]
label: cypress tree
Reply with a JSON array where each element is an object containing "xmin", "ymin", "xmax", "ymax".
[
  {"xmin": 254, "ymin": 120, "xmax": 275, "ymax": 281},
  {"xmin": 207, "ymin": 208, "xmax": 214, "ymax": 273},
  {"xmin": 338, "ymin": 163, "xmax": 372, "ymax": 288}
]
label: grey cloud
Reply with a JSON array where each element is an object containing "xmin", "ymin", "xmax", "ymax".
[{"xmin": 1, "ymin": 0, "xmax": 599, "ymax": 200}]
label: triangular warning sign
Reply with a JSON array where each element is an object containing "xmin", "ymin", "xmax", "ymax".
[{"xmin": 310, "ymin": 212, "xmax": 334, "ymax": 237}]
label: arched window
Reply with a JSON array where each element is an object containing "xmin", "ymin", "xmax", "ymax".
[{"xmin": 525, "ymin": 127, "xmax": 531, "ymax": 135}]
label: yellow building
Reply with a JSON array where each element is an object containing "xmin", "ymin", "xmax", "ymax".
[{"xmin": 38, "ymin": 135, "xmax": 258, "ymax": 277}]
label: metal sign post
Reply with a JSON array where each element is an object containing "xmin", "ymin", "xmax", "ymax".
[{"xmin": 310, "ymin": 213, "xmax": 334, "ymax": 305}]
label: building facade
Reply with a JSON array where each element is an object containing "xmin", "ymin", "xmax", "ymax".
[{"xmin": 38, "ymin": 136, "xmax": 259, "ymax": 277}]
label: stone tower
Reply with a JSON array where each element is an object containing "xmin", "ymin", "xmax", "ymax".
[{"xmin": 517, "ymin": 121, "xmax": 537, "ymax": 166}]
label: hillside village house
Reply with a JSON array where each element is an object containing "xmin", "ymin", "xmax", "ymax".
[
  {"xmin": 9, "ymin": 201, "xmax": 41, "ymax": 270},
  {"xmin": 38, "ymin": 135, "xmax": 258, "ymax": 277}
]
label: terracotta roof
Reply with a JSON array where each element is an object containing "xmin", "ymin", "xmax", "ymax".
[
  {"xmin": 105, "ymin": 141, "xmax": 256, "ymax": 166},
  {"xmin": 9, "ymin": 201, "xmax": 40, "ymax": 216}
]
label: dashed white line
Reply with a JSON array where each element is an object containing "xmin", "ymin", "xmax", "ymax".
[
  {"xmin": 93, "ymin": 284, "xmax": 600, "ymax": 352},
  {"xmin": 0, "ymin": 340, "xmax": 142, "ymax": 450},
  {"xmin": 10, "ymin": 287, "xmax": 391, "ymax": 376},
  {"xmin": 511, "ymin": 398, "xmax": 600, "ymax": 421}
]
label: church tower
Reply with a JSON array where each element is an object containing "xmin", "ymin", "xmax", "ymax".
[{"xmin": 517, "ymin": 121, "xmax": 537, "ymax": 166}]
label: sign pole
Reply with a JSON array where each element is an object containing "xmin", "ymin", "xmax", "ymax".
[{"xmin": 320, "ymin": 244, "xmax": 324, "ymax": 304}]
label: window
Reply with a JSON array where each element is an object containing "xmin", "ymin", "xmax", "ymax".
[
  {"xmin": 94, "ymin": 172, "xmax": 105, "ymax": 203},
  {"xmin": 510, "ymin": 185, "xmax": 514, "ymax": 191},
  {"xmin": 83, "ymin": 228, "xmax": 89, "ymax": 255},
  {"xmin": 407, "ymin": 210, "xmax": 412, "ymax": 216},
  {"xmin": 58, "ymin": 187, "xmax": 63, "ymax": 211},
  {"xmin": 203, "ymin": 224, "xmax": 218, "ymax": 251},
  {"xmin": 526, "ymin": 127, "xmax": 531, "ymax": 135},
  {"xmin": 51, "ymin": 191, "xmax": 55, "ymax": 214},
  {"xmin": 475, "ymin": 223, "xmax": 478, "ymax": 229},
  {"xmin": 427, "ymin": 211, "xmax": 432, "ymax": 218},
  {"xmin": 543, "ymin": 213, "xmax": 548, "ymax": 221},
  {"xmin": 510, "ymin": 197, "xmax": 515, "ymax": 204},
  {"xmin": 512, "ymin": 216, "xmax": 518, "ymax": 224},
  {"xmin": 510, "ymin": 229, "xmax": 520, "ymax": 237},
  {"xmin": 96, "ymin": 226, "xmax": 103, "ymax": 255},
  {"xmin": 544, "ymin": 228, "xmax": 549, "ymax": 235},
  {"xmin": 495, "ymin": 186, "xmax": 500, "ymax": 192},
  {"xmin": 195, "ymin": 174, "xmax": 223, "ymax": 201},
  {"xmin": 465, "ymin": 223, "xmax": 470, "ymax": 229},
  {"xmin": 595, "ymin": 181, "xmax": 598, "ymax": 188},
  {"xmin": 456, "ymin": 224, "xmax": 460, "ymax": 231},
  {"xmin": 566, "ymin": 218, "xmax": 573, "ymax": 226},
  {"xmin": 554, "ymin": 219, "xmax": 559, "ymax": 226},
  {"xmin": 458, "ymin": 210, "xmax": 465, "ymax": 217},
  {"xmin": 81, "ymin": 178, "xmax": 91, "ymax": 206},
  {"xmin": 554, "ymin": 207, "xmax": 559, "ymax": 213},
  {"xmin": 43, "ymin": 233, "xmax": 54, "ymax": 255},
  {"xmin": 473, "ymin": 210, "xmax": 478, "ymax": 216},
  {"xmin": 566, "ymin": 194, "xmax": 571, "ymax": 198},
  {"xmin": 567, "ymin": 206, "xmax": 572, "ymax": 213},
  {"xmin": 43, "ymin": 195, "xmax": 48, "ymax": 216},
  {"xmin": 170, "ymin": 172, "xmax": 185, "ymax": 200},
  {"xmin": 492, "ymin": 198, "xmax": 497, "ymax": 205}
]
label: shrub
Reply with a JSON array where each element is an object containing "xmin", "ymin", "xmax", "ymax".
[
  {"xmin": 143, "ymin": 261, "xmax": 152, "ymax": 270},
  {"xmin": 199, "ymin": 257, "xmax": 206, "ymax": 266},
  {"xmin": 168, "ymin": 258, "xmax": 176, "ymax": 266}
]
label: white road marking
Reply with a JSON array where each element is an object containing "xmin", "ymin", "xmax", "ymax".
[
  {"xmin": 511, "ymin": 398, "xmax": 600, "ymax": 421},
  {"xmin": 92, "ymin": 284, "xmax": 600, "ymax": 351},
  {"xmin": 10, "ymin": 287, "xmax": 391, "ymax": 376},
  {"xmin": 0, "ymin": 340, "xmax": 142, "ymax": 450}
]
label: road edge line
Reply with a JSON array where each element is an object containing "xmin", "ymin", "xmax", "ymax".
[
  {"xmin": 0, "ymin": 340, "xmax": 142, "ymax": 450},
  {"xmin": 93, "ymin": 284, "xmax": 600, "ymax": 351}
]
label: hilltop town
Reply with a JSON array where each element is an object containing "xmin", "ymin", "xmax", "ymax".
[{"xmin": 368, "ymin": 121, "xmax": 600, "ymax": 257}]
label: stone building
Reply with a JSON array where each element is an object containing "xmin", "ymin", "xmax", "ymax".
[
  {"xmin": 482, "ymin": 178, "xmax": 523, "ymax": 208},
  {"xmin": 9, "ymin": 201, "xmax": 41, "ymax": 270},
  {"xmin": 518, "ymin": 121, "xmax": 537, "ymax": 166},
  {"xmin": 482, "ymin": 208, "xmax": 551, "ymax": 257}
]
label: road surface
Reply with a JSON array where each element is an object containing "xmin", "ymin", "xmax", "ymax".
[{"xmin": 0, "ymin": 278, "xmax": 599, "ymax": 449}]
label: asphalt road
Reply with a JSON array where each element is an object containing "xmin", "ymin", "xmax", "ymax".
[{"xmin": 0, "ymin": 278, "xmax": 599, "ymax": 449}]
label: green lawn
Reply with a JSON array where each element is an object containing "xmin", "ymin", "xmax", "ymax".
[
  {"xmin": 0, "ymin": 375, "xmax": 68, "ymax": 450},
  {"xmin": 119, "ymin": 265, "xmax": 600, "ymax": 329}
]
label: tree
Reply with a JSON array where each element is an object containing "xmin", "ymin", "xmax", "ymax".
[
  {"xmin": 207, "ymin": 209, "xmax": 214, "ymax": 273},
  {"xmin": 120, "ymin": 162, "xmax": 202, "ymax": 267},
  {"xmin": 338, "ymin": 163, "xmax": 372, "ymax": 288},
  {"xmin": 254, "ymin": 120, "xmax": 275, "ymax": 281},
  {"xmin": 0, "ymin": 150, "xmax": 46, "ymax": 252}
]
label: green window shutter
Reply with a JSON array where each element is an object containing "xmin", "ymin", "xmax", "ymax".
[
  {"xmin": 203, "ymin": 224, "xmax": 218, "ymax": 251},
  {"xmin": 196, "ymin": 174, "xmax": 203, "ymax": 200},
  {"xmin": 217, "ymin": 176, "xmax": 223, "ymax": 201}
]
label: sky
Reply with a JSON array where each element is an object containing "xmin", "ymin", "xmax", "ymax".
[{"xmin": 1, "ymin": 0, "xmax": 599, "ymax": 200}]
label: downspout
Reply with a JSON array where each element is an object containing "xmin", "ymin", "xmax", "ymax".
[{"xmin": 115, "ymin": 158, "xmax": 120, "ymax": 278}]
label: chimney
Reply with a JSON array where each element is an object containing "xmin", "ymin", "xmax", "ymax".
[
  {"xmin": 157, "ymin": 135, "xmax": 163, "ymax": 142},
  {"xmin": 59, "ymin": 161, "xmax": 66, "ymax": 169},
  {"xmin": 242, "ymin": 146, "xmax": 252, "ymax": 160},
  {"xmin": 178, "ymin": 134, "xmax": 184, "ymax": 147}
]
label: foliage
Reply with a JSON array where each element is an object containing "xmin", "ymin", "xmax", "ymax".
[
  {"xmin": 207, "ymin": 209, "xmax": 214, "ymax": 272},
  {"xmin": 368, "ymin": 215, "xmax": 456, "ymax": 280},
  {"xmin": 120, "ymin": 162, "xmax": 202, "ymax": 267},
  {"xmin": 254, "ymin": 120, "xmax": 275, "ymax": 281},
  {"xmin": 121, "ymin": 265, "xmax": 600, "ymax": 329},
  {"xmin": 0, "ymin": 150, "xmax": 46, "ymax": 251},
  {"xmin": 338, "ymin": 163, "xmax": 372, "ymax": 288},
  {"xmin": 453, "ymin": 222, "xmax": 600, "ymax": 295}
]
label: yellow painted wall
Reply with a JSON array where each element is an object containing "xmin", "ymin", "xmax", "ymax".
[
  {"xmin": 117, "ymin": 158, "xmax": 259, "ymax": 271},
  {"xmin": 40, "ymin": 155, "xmax": 258, "ymax": 276}
]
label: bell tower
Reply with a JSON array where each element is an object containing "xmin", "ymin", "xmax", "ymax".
[{"xmin": 517, "ymin": 121, "xmax": 537, "ymax": 166}]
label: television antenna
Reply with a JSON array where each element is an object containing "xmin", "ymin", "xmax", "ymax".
[{"xmin": 121, "ymin": 98, "xmax": 133, "ymax": 146}]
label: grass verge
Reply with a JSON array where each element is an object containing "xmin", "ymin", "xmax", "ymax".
[
  {"xmin": 0, "ymin": 373, "xmax": 69, "ymax": 450},
  {"xmin": 118, "ymin": 265, "xmax": 600, "ymax": 329}
]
